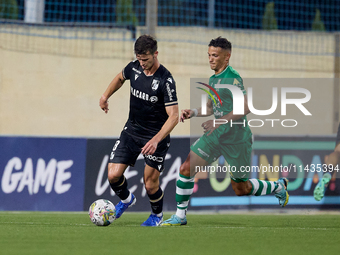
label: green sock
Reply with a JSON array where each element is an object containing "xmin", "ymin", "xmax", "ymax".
[
  {"xmin": 249, "ymin": 179, "xmax": 279, "ymax": 196},
  {"xmin": 175, "ymin": 174, "xmax": 194, "ymax": 218}
]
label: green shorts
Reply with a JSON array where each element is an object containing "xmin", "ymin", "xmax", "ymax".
[{"xmin": 190, "ymin": 133, "xmax": 252, "ymax": 183}]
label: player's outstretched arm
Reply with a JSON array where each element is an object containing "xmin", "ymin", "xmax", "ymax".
[
  {"xmin": 180, "ymin": 99, "xmax": 213, "ymax": 122},
  {"xmin": 99, "ymin": 71, "xmax": 126, "ymax": 113},
  {"xmin": 141, "ymin": 104, "xmax": 179, "ymax": 155}
]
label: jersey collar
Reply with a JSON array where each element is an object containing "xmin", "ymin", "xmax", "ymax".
[{"xmin": 213, "ymin": 65, "xmax": 229, "ymax": 77}]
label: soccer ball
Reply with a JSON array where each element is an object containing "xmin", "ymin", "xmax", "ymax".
[{"xmin": 88, "ymin": 199, "xmax": 116, "ymax": 226}]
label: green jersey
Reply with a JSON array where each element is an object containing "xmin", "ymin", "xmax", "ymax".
[{"xmin": 209, "ymin": 65, "xmax": 252, "ymax": 144}]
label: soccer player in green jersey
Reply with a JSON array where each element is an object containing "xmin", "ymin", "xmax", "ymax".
[{"xmin": 162, "ymin": 37, "xmax": 289, "ymax": 226}]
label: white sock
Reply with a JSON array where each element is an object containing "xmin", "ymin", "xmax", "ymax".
[
  {"xmin": 122, "ymin": 193, "xmax": 132, "ymax": 203},
  {"xmin": 275, "ymin": 182, "xmax": 283, "ymax": 193},
  {"xmin": 176, "ymin": 208, "xmax": 186, "ymax": 219}
]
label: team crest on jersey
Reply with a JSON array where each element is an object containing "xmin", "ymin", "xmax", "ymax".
[
  {"xmin": 135, "ymin": 74, "xmax": 139, "ymax": 80},
  {"xmin": 151, "ymin": 79, "xmax": 160, "ymax": 91},
  {"xmin": 150, "ymin": 96, "xmax": 158, "ymax": 103}
]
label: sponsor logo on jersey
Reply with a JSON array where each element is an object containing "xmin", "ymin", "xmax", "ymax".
[
  {"xmin": 132, "ymin": 67, "xmax": 141, "ymax": 74},
  {"xmin": 166, "ymin": 83, "xmax": 174, "ymax": 101},
  {"xmin": 167, "ymin": 77, "xmax": 172, "ymax": 83},
  {"xmin": 151, "ymin": 79, "xmax": 160, "ymax": 91},
  {"xmin": 145, "ymin": 154, "xmax": 164, "ymax": 162},
  {"xmin": 131, "ymin": 87, "xmax": 150, "ymax": 101},
  {"xmin": 150, "ymin": 96, "xmax": 158, "ymax": 103},
  {"xmin": 135, "ymin": 74, "xmax": 139, "ymax": 80}
]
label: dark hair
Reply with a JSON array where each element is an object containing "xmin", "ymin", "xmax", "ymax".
[
  {"xmin": 208, "ymin": 37, "xmax": 232, "ymax": 51},
  {"xmin": 134, "ymin": 35, "xmax": 158, "ymax": 55}
]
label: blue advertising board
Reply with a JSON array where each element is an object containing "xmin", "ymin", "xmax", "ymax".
[
  {"xmin": 190, "ymin": 136, "xmax": 340, "ymax": 210},
  {"xmin": 0, "ymin": 137, "xmax": 87, "ymax": 211},
  {"xmin": 1, "ymin": 136, "xmax": 339, "ymax": 212}
]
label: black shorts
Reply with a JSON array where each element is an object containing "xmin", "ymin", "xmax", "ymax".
[{"xmin": 109, "ymin": 130, "xmax": 170, "ymax": 172}]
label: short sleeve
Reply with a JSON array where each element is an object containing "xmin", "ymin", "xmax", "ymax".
[
  {"xmin": 233, "ymin": 77, "xmax": 246, "ymax": 95},
  {"xmin": 122, "ymin": 61, "xmax": 135, "ymax": 80},
  {"xmin": 162, "ymin": 76, "xmax": 178, "ymax": 107}
]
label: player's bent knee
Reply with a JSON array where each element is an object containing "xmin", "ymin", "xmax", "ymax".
[
  {"xmin": 232, "ymin": 185, "xmax": 248, "ymax": 196},
  {"xmin": 108, "ymin": 174, "xmax": 120, "ymax": 184},
  {"xmin": 180, "ymin": 161, "xmax": 191, "ymax": 177},
  {"xmin": 107, "ymin": 163, "xmax": 126, "ymax": 183},
  {"xmin": 107, "ymin": 170, "xmax": 121, "ymax": 183},
  {"xmin": 231, "ymin": 180, "xmax": 252, "ymax": 196},
  {"xmin": 234, "ymin": 189, "xmax": 246, "ymax": 196}
]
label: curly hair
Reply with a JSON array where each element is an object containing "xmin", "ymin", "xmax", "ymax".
[
  {"xmin": 134, "ymin": 35, "xmax": 158, "ymax": 55},
  {"xmin": 208, "ymin": 37, "xmax": 232, "ymax": 51}
]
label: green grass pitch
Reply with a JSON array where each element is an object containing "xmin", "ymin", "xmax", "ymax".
[{"xmin": 0, "ymin": 212, "xmax": 339, "ymax": 255}]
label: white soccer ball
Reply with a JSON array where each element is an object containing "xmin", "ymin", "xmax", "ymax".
[{"xmin": 88, "ymin": 199, "xmax": 116, "ymax": 226}]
